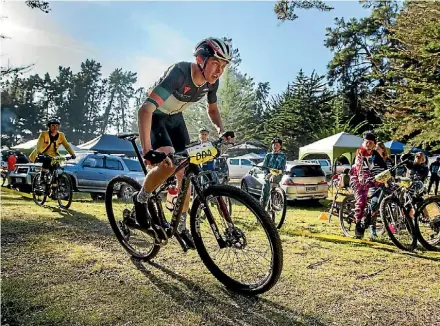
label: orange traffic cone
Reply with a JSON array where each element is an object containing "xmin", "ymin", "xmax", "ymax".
[{"xmin": 318, "ymin": 212, "xmax": 328, "ymax": 221}]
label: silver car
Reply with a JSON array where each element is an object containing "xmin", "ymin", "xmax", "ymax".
[
  {"xmin": 241, "ymin": 161, "xmax": 328, "ymax": 202},
  {"xmin": 63, "ymin": 153, "xmax": 145, "ymax": 200}
]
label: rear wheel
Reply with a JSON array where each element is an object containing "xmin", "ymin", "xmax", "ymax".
[
  {"xmin": 32, "ymin": 173, "xmax": 47, "ymax": 206},
  {"xmin": 105, "ymin": 175, "xmax": 160, "ymax": 261},
  {"xmin": 339, "ymin": 195, "xmax": 356, "ymax": 237},
  {"xmin": 190, "ymin": 184, "xmax": 283, "ymax": 295}
]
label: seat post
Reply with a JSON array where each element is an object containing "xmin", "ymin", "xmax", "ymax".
[{"xmin": 130, "ymin": 138, "xmax": 148, "ymax": 175}]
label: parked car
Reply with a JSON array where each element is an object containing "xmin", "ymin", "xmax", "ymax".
[
  {"xmin": 7, "ymin": 163, "xmax": 41, "ymax": 192},
  {"xmin": 227, "ymin": 156, "xmax": 263, "ymax": 179},
  {"xmin": 241, "ymin": 161, "xmax": 328, "ymax": 202},
  {"xmin": 301, "ymin": 159, "xmax": 331, "ymax": 175},
  {"xmin": 62, "ymin": 153, "xmax": 145, "ymax": 200}
]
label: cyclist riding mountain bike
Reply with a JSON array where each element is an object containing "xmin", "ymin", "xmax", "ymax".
[
  {"xmin": 260, "ymin": 137, "xmax": 287, "ymax": 209},
  {"xmin": 136, "ymin": 37, "xmax": 235, "ymax": 249},
  {"xmin": 349, "ymin": 131, "xmax": 388, "ymax": 239},
  {"xmin": 29, "ymin": 118, "xmax": 76, "ymax": 172}
]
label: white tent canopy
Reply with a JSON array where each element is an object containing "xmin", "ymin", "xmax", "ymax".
[
  {"xmin": 298, "ymin": 132, "xmax": 363, "ymax": 166},
  {"xmin": 11, "ymin": 138, "xmax": 82, "ymax": 153}
]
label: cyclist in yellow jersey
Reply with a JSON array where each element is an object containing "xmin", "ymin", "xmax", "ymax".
[{"xmin": 30, "ymin": 118, "xmax": 76, "ymax": 173}]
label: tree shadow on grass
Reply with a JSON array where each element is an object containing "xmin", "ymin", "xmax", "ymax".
[
  {"xmin": 46, "ymin": 206, "xmax": 115, "ymax": 239},
  {"xmin": 131, "ymin": 258, "xmax": 328, "ymax": 326}
]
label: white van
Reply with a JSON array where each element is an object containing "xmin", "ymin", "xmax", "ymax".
[{"xmin": 227, "ymin": 155, "xmax": 263, "ymax": 179}]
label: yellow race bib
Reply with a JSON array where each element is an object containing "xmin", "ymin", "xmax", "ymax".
[
  {"xmin": 268, "ymin": 168, "xmax": 283, "ymax": 176},
  {"xmin": 187, "ymin": 143, "xmax": 218, "ymax": 165}
]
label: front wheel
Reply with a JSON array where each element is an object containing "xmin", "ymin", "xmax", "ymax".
[
  {"xmin": 190, "ymin": 184, "xmax": 283, "ymax": 295},
  {"xmin": 379, "ymin": 195, "xmax": 417, "ymax": 251},
  {"xmin": 56, "ymin": 172, "xmax": 73, "ymax": 209},
  {"xmin": 270, "ymin": 187, "xmax": 287, "ymax": 229}
]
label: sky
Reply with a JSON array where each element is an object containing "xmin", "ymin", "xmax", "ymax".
[{"xmin": 1, "ymin": 0, "xmax": 369, "ymax": 97}]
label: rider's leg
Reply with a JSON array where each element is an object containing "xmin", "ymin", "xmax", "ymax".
[
  {"xmin": 434, "ymin": 176, "xmax": 440, "ymax": 196},
  {"xmin": 139, "ymin": 146, "xmax": 176, "ymax": 195},
  {"xmin": 352, "ymin": 181, "xmax": 368, "ymax": 238},
  {"xmin": 137, "ymin": 146, "xmax": 192, "ymax": 232},
  {"xmin": 428, "ymin": 177, "xmax": 434, "ymax": 195},
  {"xmin": 260, "ymin": 181, "xmax": 270, "ymax": 209}
]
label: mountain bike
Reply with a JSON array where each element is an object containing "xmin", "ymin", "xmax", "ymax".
[
  {"xmin": 256, "ymin": 166, "xmax": 287, "ymax": 229},
  {"xmin": 105, "ymin": 133, "xmax": 283, "ymax": 295},
  {"xmin": 338, "ymin": 186, "xmax": 387, "ymax": 239},
  {"xmin": 32, "ymin": 155, "xmax": 73, "ymax": 209},
  {"xmin": 338, "ymin": 161, "xmax": 410, "ymax": 240}
]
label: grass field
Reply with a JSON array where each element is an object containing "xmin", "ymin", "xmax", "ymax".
[{"xmin": 1, "ymin": 188, "xmax": 439, "ymax": 326}]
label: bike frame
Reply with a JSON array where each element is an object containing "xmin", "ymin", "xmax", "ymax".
[
  {"xmin": 124, "ymin": 135, "xmax": 231, "ymax": 249},
  {"xmin": 37, "ymin": 156, "xmax": 64, "ymax": 191}
]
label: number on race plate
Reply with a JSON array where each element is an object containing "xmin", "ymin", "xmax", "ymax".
[{"xmin": 188, "ymin": 143, "xmax": 217, "ymax": 165}]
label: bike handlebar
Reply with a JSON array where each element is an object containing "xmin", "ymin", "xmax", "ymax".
[
  {"xmin": 256, "ymin": 165, "xmax": 288, "ymax": 176},
  {"xmin": 170, "ymin": 135, "xmax": 235, "ymax": 163}
]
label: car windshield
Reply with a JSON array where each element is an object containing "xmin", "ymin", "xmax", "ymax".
[
  {"xmin": 290, "ymin": 165, "xmax": 325, "ymax": 177},
  {"xmin": 66, "ymin": 152, "xmax": 90, "ymax": 164},
  {"xmin": 123, "ymin": 158, "xmax": 143, "ymax": 172}
]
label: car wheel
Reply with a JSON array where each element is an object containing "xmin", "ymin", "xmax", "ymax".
[{"xmin": 241, "ymin": 181, "xmax": 249, "ymax": 193}]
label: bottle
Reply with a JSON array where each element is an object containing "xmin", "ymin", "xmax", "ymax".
[{"xmin": 166, "ymin": 185, "xmax": 179, "ymax": 211}]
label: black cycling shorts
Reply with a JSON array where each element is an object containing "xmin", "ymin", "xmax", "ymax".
[
  {"xmin": 151, "ymin": 112, "xmax": 190, "ymax": 152},
  {"xmin": 36, "ymin": 155, "xmax": 53, "ymax": 170}
]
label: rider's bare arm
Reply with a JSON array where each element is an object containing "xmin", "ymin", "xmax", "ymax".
[
  {"xmin": 207, "ymin": 102, "xmax": 225, "ymax": 135},
  {"xmin": 138, "ymin": 102, "xmax": 156, "ymax": 155},
  {"xmin": 205, "ymin": 80, "xmax": 225, "ymax": 135}
]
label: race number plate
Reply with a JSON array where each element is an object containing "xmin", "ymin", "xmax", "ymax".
[
  {"xmin": 269, "ymin": 168, "xmax": 283, "ymax": 176},
  {"xmin": 187, "ymin": 143, "xmax": 218, "ymax": 165}
]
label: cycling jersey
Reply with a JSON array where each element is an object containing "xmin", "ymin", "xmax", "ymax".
[
  {"xmin": 145, "ymin": 62, "xmax": 219, "ymax": 115},
  {"xmin": 29, "ymin": 131, "xmax": 75, "ymax": 163},
  {"xmin": 260, "ymin": 152, "xmax": 287, "ymax": 209}
]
